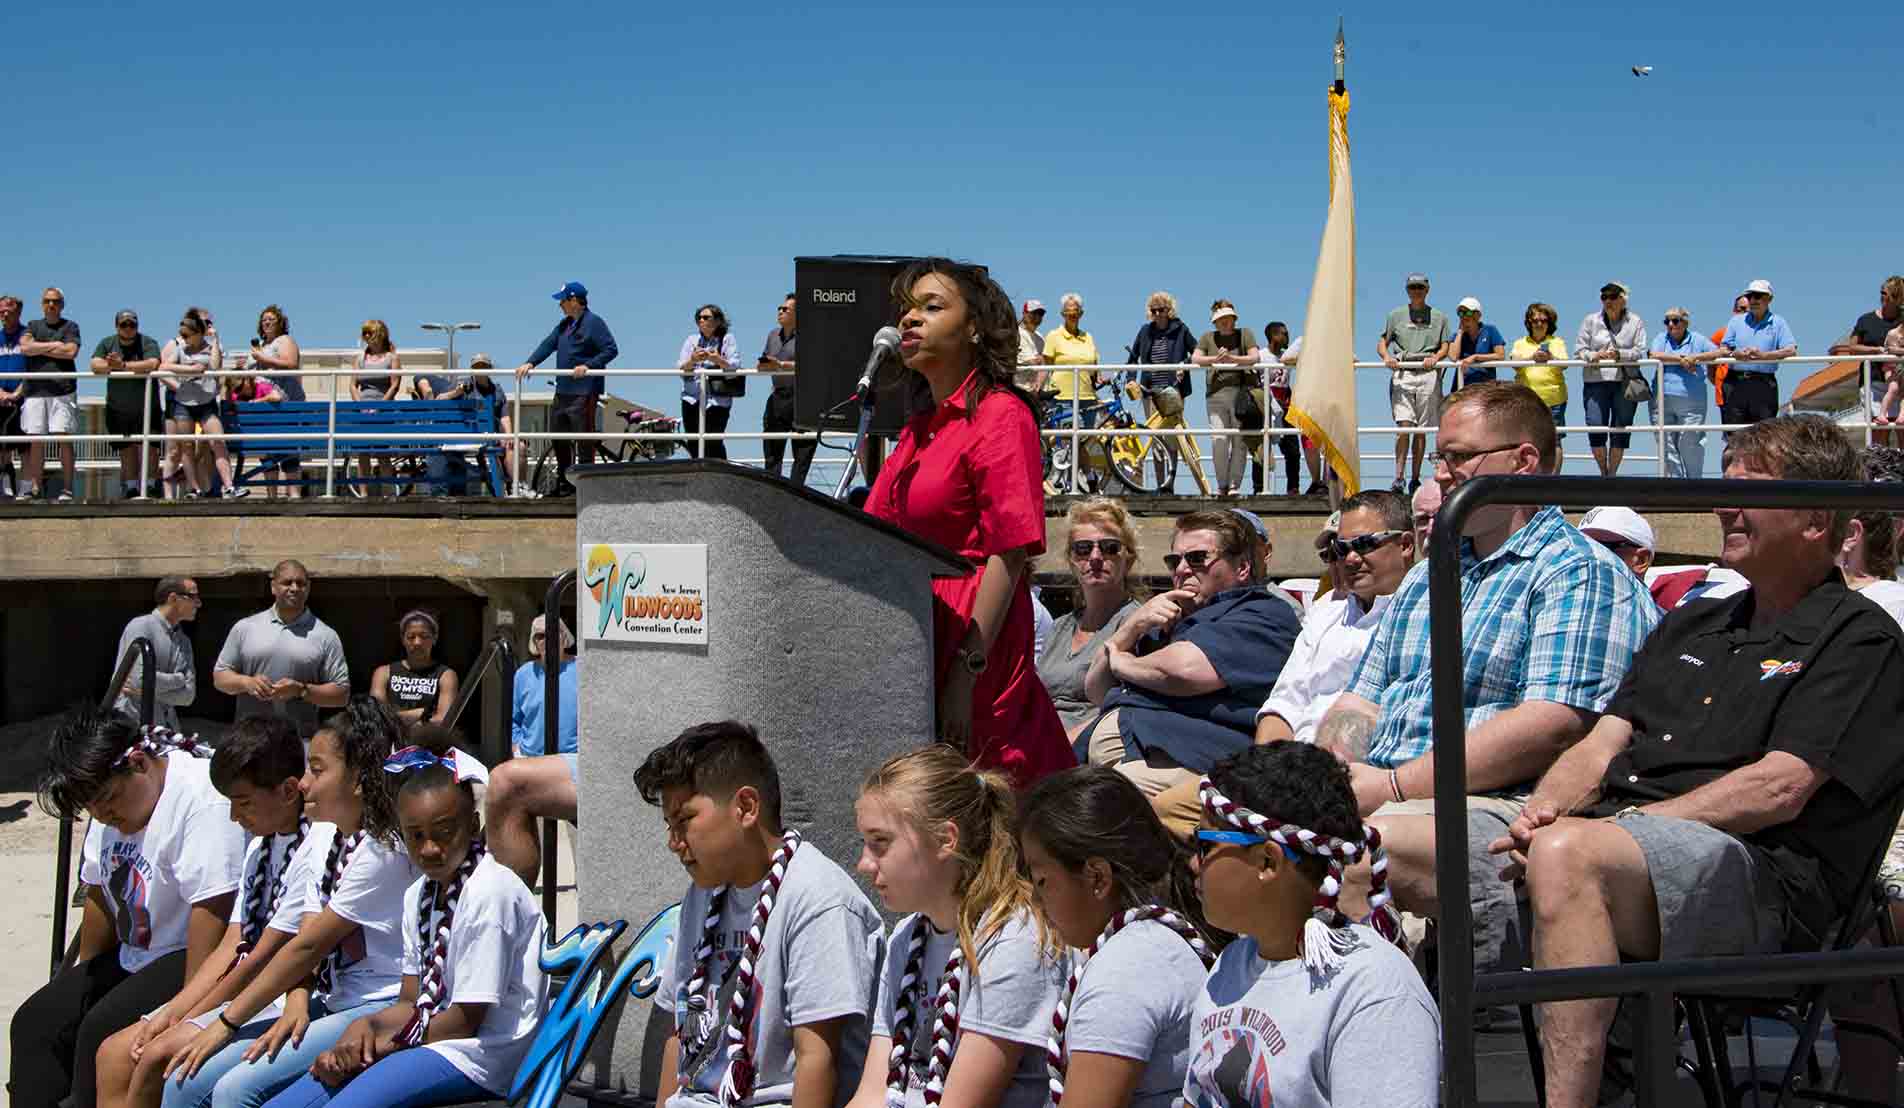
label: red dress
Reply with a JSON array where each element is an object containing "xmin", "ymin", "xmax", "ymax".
[{"xmin": 867, "ymin": 370, "xmax": 1075, "ymax": 787}]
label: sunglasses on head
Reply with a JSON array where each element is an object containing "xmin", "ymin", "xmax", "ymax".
[
  {"xmin": 1069, "ymin": 538, "xmax": 1123, "ymax": 559},
  {"xmin": 1162, "ymin": 549, "xmax": 1222, "ymax": 572},
  {"xmin": 1193, "ymin": 829, "xmax": 1303, "ymax": 864},
  {"xmin": 1328, "ymin": 529, "xmax": 1407, "ymax": 560}
]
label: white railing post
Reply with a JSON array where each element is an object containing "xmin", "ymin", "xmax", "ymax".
[
  {"xmin": 1863, "ymin": 358, "xmax": 1873, "ymax": 449},
  {"xmin": 512, "ymin": 388, "xmax": 524, "ymax": 495},
  {"xmin": 324, "ymin": 366, "xmax": 339, "ymax": 499},
  {"xmin": 136, "ymin": 374, "xmax": 153, "ymax": 499},
  {"xmin": 1654, "ymin": 359, "xmax": 1667, "ymax": 478},
  {"xmin": 697, "ymin": 369, "xmax": 708, "ymax": 459},
  {"xmin": 1068, "ymin": 380, "xmax": 1082, "ymax": 495}
]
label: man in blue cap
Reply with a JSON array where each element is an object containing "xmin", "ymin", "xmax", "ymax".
[{"xmin": 517, "ymin": 280, "xmax": 619, "ymax": 496}]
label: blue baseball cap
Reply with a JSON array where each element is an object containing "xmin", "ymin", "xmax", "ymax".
[{"xmin": 551, "ymin": 281, "xmax": 588, "ymax": 301}]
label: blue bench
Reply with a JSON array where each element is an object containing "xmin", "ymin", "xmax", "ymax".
[{"xmin": 229, "ymin": 399, "xmax": 507, "ymax": 495}]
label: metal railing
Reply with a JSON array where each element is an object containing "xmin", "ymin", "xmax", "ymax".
[
  {"xmin": 539, "ymin": 571, "xmax": 575, "ymax": 933},
  {"xmin": 1431, "ymin": 475, "xmax": 1904, "ymax": 1107},
  {"xmin": 3, "ymin": 354, "xmax": 1895, "ymax": 499},
  {"xmin": 53, "ymin": 637, "xmax": 157, "ymax": 978},
  {"xmin": 442, "ymin": 631, "xmax": 517, "ymax": 769}
]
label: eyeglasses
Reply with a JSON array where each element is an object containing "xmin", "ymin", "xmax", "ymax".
[
  {"xmin": 1428, "ymin": 443, "xmax": 1523, "ymax": 471},
  {"xmin": 1162, "ymin": 549, "xmax": 1222, "ymax": 573},
  {"xmin": 1328, "ymin": 530, "xmax": 1408, "ymax": 560},
  {"xmin": 174, "ymin": 590, "xmax": 201, "ymax": 601},
  {"xmin": 1193, "ymin": 829, "xmax": 1303, "ymax": 863},
  {"xmin": 1069, "ymin": 538, "xmax": 1124, "ymax": 559}
]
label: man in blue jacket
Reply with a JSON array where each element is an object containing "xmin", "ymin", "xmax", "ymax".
[{"xmin": 517, "ymin": 280, "xmax": 619, "ymax": 496}]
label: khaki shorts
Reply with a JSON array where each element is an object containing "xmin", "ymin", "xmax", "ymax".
[{"xmin": 1389, "ymin": 370, "xmax": 1442, "ymax": 426}]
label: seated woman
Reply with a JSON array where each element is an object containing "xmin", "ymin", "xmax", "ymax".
[
  {"xmin": 371, "ymin": 610, "xmax": 459, "ymax": 731},
  {"xmin": 1037, "ymin": 499, "xmax": 1144, "ymax": 741},
  {"xmin": 9, "ymin": 708, "xmax": 246, "ymax": 1108}
]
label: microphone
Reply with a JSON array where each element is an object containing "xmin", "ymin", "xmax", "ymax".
[{"xmin": 854, "ymin": 327, "xmax": 903, "ymax": 402}]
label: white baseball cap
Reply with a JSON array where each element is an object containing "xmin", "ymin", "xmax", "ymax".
[
  {"xmin": 1023, "ymin": 299, "xmax": 1046, "ymax": 314},
  {"xmin": 1211, "ymin": 304, "xmax": 1239, "ymax": 322},
  {"xmin": 1456, "ymin": 297, "xmax": 1483, "ymax": 314},
  {"xmin": 1744, "ymin": 279, "xmax": 1774, "ymax": 297},
  {"xmin": 1579, "ymin": 506, "xmax": 1655, "ymax": 551}
]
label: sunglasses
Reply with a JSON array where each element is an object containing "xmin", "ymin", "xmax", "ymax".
[
  {"xmin": 1328, "ymin": 529, "xmax": 1408, "ymax": 560},
  {"xmin": 1594, "ymin": 537, "xmax": 1640, "ymax": 554},
  {"xmin": 697, "ymin": 314, "xmax": 716, "ymax": 321},
  {"xmin": 1193, "ymin": 829, "xmax": 1303, "ymax": 864},
  {"xmin": 1162, "ymin": 549, "xmax": 1222, "ymax": 572},
  {"xmin": 117, "ymin": 321, "xmax": 138, "ymax": 328},
  {"xmin": 1664, "ymin": 317, "xmax": 1688, "ymax": 325},
  {"xmin": 1600, "ymin": 292, "xmax": 1624, "ymax": 301},
  {"xmin": 1069, "ymin": 538, "xmax": 1123, "ymax": 559},
  {"xmin": 173, "ymin": 590, "xmax": 201, "ymax": 600},
  {"xmin": 1148, "ymin": 307, "xmax": 1171, "ymax": 315}
]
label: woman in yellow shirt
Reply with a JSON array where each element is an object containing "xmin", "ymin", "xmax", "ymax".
[
  {"xmin": 1041, "ymin": 292, "xmax": 1100, "ymax": 408},
  {"xmin": 1510, "ymin": 301, "xmax": 1569, "ymax": 437}
]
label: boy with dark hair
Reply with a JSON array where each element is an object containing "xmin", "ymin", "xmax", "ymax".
[
  {"xmin": 636, "ymin": 721, "xmax": 883, "ymax": 1108},
  {"xmin": 95, "ymin": 716, "xmax": 316, "ymax": 1104},
  {"xmin": 1184, "ymin": 742, "xmax": 1438, "ymax": 1108},
  {"xmin": 11, "ymin": 707, "xmax": 246, "ymax": 1108}
]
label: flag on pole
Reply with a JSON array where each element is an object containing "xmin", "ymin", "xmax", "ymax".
[{"xmin": 1286, "ymin": 82, "xmax": 1359, "ymax": 496}]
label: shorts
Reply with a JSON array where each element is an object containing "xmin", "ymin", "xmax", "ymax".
[
  {"xmin": 170, "ymin": 398, "xmax": 218, "ymax": 424},
  {"xmin": 22, "ymin": 393, "xmax": 78, "ymax": 434},
  {"xmin": 107, "ymin": 399, "xmax": 169, "ymax": 450},
  {"xmin": 1372, "ymin": 794, "xmax": 1529, "ymax": 974},
  {"xmin": 1389, "ymin": 370, "xmax": 1441, "ymax": 425},
  {"xmin": 0, "ymin": 399, "xmax": 19, "ymax": 440},
  {"xmin": 356, "ymin": 386, "xmax": 387, "ymax": 401},
  {"xmin": 1616, "ymin": 811, "xmax": 1785, "ymax": 960},
  {"xmin": 1581, "ymin": 380, "xmax": 1637, "ymax": 448}
]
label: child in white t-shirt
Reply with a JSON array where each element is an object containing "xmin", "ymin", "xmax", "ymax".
[
  {"xmin": 1183, "ymin": 742, "xmax": 1439, "ymax": 1108},
  {"xmin": 845, "ymin": 746, "xmax": 1066, "ymax": 1108},
  {"xmin": 639, "ymin": 721, "xmax": 884, "ymax": 1108},
  {"xmin": 1017, "ymin": 767, "xmax": 1218, "ymax": 1108},
  {"xmin": 9, "ymin": 709, "xmax": 246, "ymax": 1108},
  {"xmin": 93, "ymin": 716, "xmax": 313, "ymax": 1108},
  {"xmin": 157, "ymin": 697, "xmax": 415, "ymax": 1108},
  {"xmin": 260, "ymin": 748, "xmax": 547, "ymax": 1107}
]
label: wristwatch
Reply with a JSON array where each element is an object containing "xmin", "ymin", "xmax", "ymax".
[{"xmin": 955, "ymin": 647, "xmax": 988, "ymax": 677}]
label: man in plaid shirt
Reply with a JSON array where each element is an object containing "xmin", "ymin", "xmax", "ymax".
[{"xmin": 1317, "ymin": 382, "xmax": 1659, "ymax": 972}]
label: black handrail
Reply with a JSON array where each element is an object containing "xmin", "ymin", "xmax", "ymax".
[
  {"xmin": 1432, "ymin": 475, "xmax": 1904, "ymax": 1107},
  {"xmin": 442, "ymin": 632, "xmax": 518, "ymax": 767},
  {"xmin": 55, "ymin": 638, "xmax": 158, "ymax": 978},
  {"xmin": 542, "ymin": 571, "xmax": 576, "ymax": 933}
]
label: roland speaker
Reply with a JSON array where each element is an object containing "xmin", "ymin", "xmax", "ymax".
[{"xmin": 794, "ymin": 255, "xmax": 919, "ymax": 434}]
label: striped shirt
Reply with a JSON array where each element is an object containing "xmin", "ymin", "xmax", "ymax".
[{"xmin": 1345, "ymin": 506, "xmax": 1659, "ymax": 771}]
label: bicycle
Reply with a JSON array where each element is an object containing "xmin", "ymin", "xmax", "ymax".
[
  {"xmin": 1039, "ymin": 375, "xmax": 1178, "ymax": 495},
  {"xmin": 530, "ymin": 401, "xmax": 682, "ymax": 496}
]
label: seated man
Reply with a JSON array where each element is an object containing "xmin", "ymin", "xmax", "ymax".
[
  {"xmin": 1321, "ymin": 382, "xmax": 1658, "ymax": 968},
  {"xmin": 487, "ymin": 613, "xmax": 578, "ymax": 886},
  {"xmin": 1082, "ymin": 508, "xmax": 1299, "ymax": 830},
  {"xmin": 1493, "ymin": 414, "xmax": 1904, "ymax": 1108}
]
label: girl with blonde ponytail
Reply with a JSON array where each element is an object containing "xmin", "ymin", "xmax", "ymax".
[{"xmin": 848, "ymin": 746, "xmax": 1065, "ymax": 1108}]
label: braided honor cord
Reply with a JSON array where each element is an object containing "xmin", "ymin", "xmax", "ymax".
[
  {"xmin": 236, "ymin": 816, "xmax": 312, "ymax": 960},
  {"xmin": 312, "ymin": 829, "xmax": 367, "ymax": 994},
  {"xmin": 1198, "ymin": 778, "xmax": 1394, "ymax": 980},
  {"xmin": 920, "ymin": 942, "xmax": 965, "ymax": 1107},
  {"xmin": 116, "ymin": 724, "xmax": 211, "ymax": 768},
  {"xmin": 883, "ymin": 917, "xmax": 932, "ymax": 1108},
  {"xmin": 883, "ymin": 918, "xmax": 967, "ymax": 1108},
  {"xmin": 715, "ymin": 830, "xmax": 803, "ymax": 1108},
  {"xmin": 396, "ymin": 836, "xmax": 488, "ymax": 1047},
  {"xmin": 1046, "ymin": 907, "xmax": 1213, "ymax": 1106}
]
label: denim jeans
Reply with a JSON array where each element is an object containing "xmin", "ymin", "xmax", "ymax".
[
  {"xmin": 161, "ymin": 999, "xmax": 387, "ymax": 1108},
  {"xmin": 1662, "ymin": 392, "xmax": 1707, "ymax": 479},
  {"xmin": 258, "ymin": 1047, "xmax": 487, "ymax": 1108}
]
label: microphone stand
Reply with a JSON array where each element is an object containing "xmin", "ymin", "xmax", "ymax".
[{"xmin": 833, "ymin": 388, "xmax": 877, "ymax": 499}]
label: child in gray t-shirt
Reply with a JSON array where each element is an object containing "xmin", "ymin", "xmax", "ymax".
[
  {"xmin": 638, "ymin": 723, "xmax": 884, "ymax": 1108},
  {"xmin": 1185, "ymin": 742, "xmax": 1439, "ymax": 1108}
]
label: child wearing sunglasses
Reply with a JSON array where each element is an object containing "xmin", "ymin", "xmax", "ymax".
[{"xmin": 1183, "ymin": 742, "xmax": 1437, "ymax": 1108}]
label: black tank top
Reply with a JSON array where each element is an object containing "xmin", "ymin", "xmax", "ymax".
[{"xmin": 388, "ymin": 660, "xmax": 447, "ymax": 717}]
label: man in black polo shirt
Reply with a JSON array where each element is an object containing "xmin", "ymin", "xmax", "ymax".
[
  {"xmin": 759, "ymin": 293, "xmax": 814, "ymax": 485},
  {"xmin": 1492, "ymin": 414, "xmax": 1904, "ymax": 1108}
]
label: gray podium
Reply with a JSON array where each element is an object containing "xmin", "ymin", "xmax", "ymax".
[{"xmin": 570, "ymin": 460, "xmax": 966, "ymax": 1104}]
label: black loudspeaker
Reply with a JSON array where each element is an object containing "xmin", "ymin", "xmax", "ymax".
[{"xmin": 794, "ymin": 255, "xmax": 918, "ymax": 434}]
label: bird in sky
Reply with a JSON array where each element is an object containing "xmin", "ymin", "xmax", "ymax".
[{"xmin": 1631, "ymin": 65, "xmax": 1653, "ymax": 76}]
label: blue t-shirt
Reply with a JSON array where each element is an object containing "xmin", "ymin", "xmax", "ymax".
[
  {"xmin": 1650, "ymin": 329, "xmax": 1719, "ymax": 399},
  {"xmin": 0, "ymin": 322, "xmax": 24, "ymax": 390},
  {"xmin": 1458, "ymin": 324, "xmax": 1507, "ymax": 387},
  {"xmin": 1720, "ymin": 312, "xmax": 1797, "ymax": 376},
  {"xmin": 512, "ymin": 657, "xmax": 578, "ymax": 755},
  {"xmin": 1099, "ymin": 586, "xmax": 1299, "ymax": 772}
]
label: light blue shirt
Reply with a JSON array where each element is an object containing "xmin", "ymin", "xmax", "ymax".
[
  {"xmin": 512, "ymin": 657, "xmax": 578, "ymax": 755},
  {"xmin": 1650, "ymin": 329, "xmax": 1719, "ymax": 399},
  {"xmin": 1720, "ymin": 311, "xmax": 1796, "ymax": 376}
]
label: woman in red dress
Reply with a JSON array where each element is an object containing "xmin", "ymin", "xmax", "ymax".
[{"xmin": 865, "ymin": 258, "xmax": 1075, "ymax": 786}]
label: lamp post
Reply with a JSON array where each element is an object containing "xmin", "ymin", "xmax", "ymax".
[{"xmin": 418, "ymin": 321, "xmax": 482, "ymax": 371}]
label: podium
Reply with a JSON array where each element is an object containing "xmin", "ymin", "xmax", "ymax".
[{"xmin": 569, "ymin": 460, "xmax": 967, "ymax": 1102}]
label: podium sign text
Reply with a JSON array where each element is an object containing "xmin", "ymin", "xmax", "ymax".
[{"xmin": 581, "ymin": 543, "xmax": 709, "ymax": 644}]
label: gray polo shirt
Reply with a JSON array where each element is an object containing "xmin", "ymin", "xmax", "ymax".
[
  {"xmin": 761, "ymin": 329, "xmax": 797, "ymax": 397},
  {"xmin": 114, "ymin": 611, "xmax": 196, "ymax": 730},
  {"xmin": 214, "ymin": 605, "xmax": 350, "ymax": 736}
]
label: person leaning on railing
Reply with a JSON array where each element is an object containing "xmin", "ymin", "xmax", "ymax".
[
  {"xmin": 677, "ymin": 303, "xmax": 742, "ymax": 462},
  {"xmin": 352, "ymin": 319, "xmax": 403, "ymax": 497},
  {"xmin": 21, "ymin": 286, "xmax": 81, "ymax": 501},
  {"xmin": 1509, "ymin": 301, "xmax": 1569, "ymax": 440},
  {"xmin": 160, "ymin": 311, "xmax": 241, "ymax": 498},
  {"xmin": 1829, "ymin": 275, "xmax": 1903, "ymax": 447},
  {"xmin": 246, "ymin": 305, "xmax": 304, "ymax": 498},
  {"xmin": 1195, "ymin": 300, "xmax": 1261, "ymax": 498},
  {"xmin": 91, "ymin": 309, "xmax": 164, "ymax": 501},
  {"xmin": 1718, "ymin": 278, "xmax": 1798, "ymax": 431},
  {"xmin": 1575, "ymin": 280, "xmax": 1648, "ymax": 477},
  {"xmin": 1127, "ymin": 291, "xmax": 1212, "ymax": 495},
  {"xmin": 0, "ymin": 294, "xmax": 24, "ymax": 499},
  {"xmin": 1650, "ymin": 307, "xmax": 1722, "ymax": 479},
  {"xmin": 516, "ymin": 280, "xmax": 618, "ymax": 497}
]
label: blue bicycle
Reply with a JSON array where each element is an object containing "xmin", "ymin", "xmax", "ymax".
[{"xmin": 1039, "ymin": 375, "xmax": 1178, "ymax": 495}]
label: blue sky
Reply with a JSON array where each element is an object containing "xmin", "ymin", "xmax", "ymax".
[{"xmin": 9, "ymin": 1, "xmax": 1901, "ymax": 481}]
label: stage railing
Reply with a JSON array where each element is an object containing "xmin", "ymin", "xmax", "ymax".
[
  {"xmin": 3, "ymin": 354, "xmax": 1894, "ymax": 498},
  {"xmin": 1430, "ymin": 474, "xmax": 1904, "ymax": 1107}
]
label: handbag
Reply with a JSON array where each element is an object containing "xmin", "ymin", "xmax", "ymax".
[
  {"xmin": 1620, "ymin": 363, "xmax": 1652, "ymax": 406},
  {"xmin": 1235, "ymin": 376, "xmax": 1265, "ymax": 429}
]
